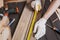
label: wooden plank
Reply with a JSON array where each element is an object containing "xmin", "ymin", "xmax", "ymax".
[
  {"xmin": 56, "ymin": 8, "xmax": 60, "ymax": 20},
  {"xmin": 12, "ymin": 6, "xmax": 34, "ymax": 40},
  {"xmin": 26, "ymin": 0, "xmax": 32, "ymax": 3},
  {"xmin": 4, "ymin": 0, "xmax": 26, "ymax": 3},
  {"xmin": 0, "ymin": 0, "xmax": 3, "ymax": 8}
]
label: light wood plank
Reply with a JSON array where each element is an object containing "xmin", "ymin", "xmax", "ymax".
[
  {"xmin": 0, "ymin": 0, "xmax": 3, "ymax": 8},
  {"xmin": 12, "ymin": 6, "xmax": 33, "ymax": 40},
  {"xmin": 5, "ymin": 0, "xmax": 26, "ymax": 3}
]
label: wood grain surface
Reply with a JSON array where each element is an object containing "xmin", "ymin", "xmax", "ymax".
[{"xmin": 12, "ymin": 6, "xmax": 34, "ymax": 40}]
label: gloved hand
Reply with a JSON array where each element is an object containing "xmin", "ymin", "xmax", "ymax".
[
  {"xmin": 2, "ymin": 25, "xmax": 11, "ymax": 40},
  {"xmin": 31, "ymin": 0, "xmax": 42, "ymax": 11},
  {"xmin": 0, "ymin": 15, "xmax": 11, "ymax": 40},
  {"xmin": 1, "ymin": 16, "xmax": 9, "ymax": 26},
  {"xmin": 33, "ymin": 18, "xmax": 47, "ymax": 40},
  {"xmin": 0, "ymin": 15, "xmax": 9, "ymax": 33}
]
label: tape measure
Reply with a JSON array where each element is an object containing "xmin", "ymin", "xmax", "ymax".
[{"xmin": 27, "ymin": 4, "xmax": 42, "ymax": 40}]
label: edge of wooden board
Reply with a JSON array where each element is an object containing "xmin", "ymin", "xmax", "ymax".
[{"xmin": 12, "ymin": 6, "xmax": 33, "ymax": 40}]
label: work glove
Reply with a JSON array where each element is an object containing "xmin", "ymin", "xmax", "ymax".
[
  {"xmin": 1, "ymin": 15, "xmax": 9, "ymax": 26},
  {"xmin": 2, "ymin": 26, "xmax": 11, "ymax": 40},
  {"xmin": 31, "ymin": 0, "xmax": 42, "ymax": 11},
  {"xmin": 33, "ymin": 18, "xmax": 47, "ymax": 40},
  {"xmin": 0, "ymin": 15, "xmax": 11, "ymax": 40},
  {"xmin": 0, "ymin": 15, "xmax": 9, "ymax": 33}
]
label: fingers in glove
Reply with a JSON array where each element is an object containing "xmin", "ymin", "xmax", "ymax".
[
  {"xmin": 31, "ymin": 1, "xmax": 35, "ymax": 9},
  {"xmin": 33, "ymin": 23, "xmax": 38, "ymax": 33},
  {"xmin": 35, "ymin": 26, "xmax": 42, "ymax": 39},
  {"xmin": 35, "ymin": 26, "xmax": 46, "ymax": 40}
]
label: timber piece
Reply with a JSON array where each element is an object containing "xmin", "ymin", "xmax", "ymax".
[
  {"xmin": 56, "ymin": 8, "xmax": 60, "ymax": 20},
  {"xmin": 12, "ymin": 6, "xmax": 34, "ymax": 40},
  {"xmin": 0, "ymin": 0, "xmax": 4, "ymax": 8},
  {"xmin": 4, "ymin": 0, "xmax": 26, "ymax": 3},
  {"xmin": 26, "ymin": 0, "xmax": 33, "ymax": 3}
]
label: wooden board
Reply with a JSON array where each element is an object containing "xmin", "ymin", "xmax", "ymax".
[
  {"xmin": 26, "ymin": 0, "xmax": 32, "ymax": 3},
  {"xmin": 56, "ymin": 8, "xmax": 60, "ymax": 20},
  {"xmin": 12, "ymin": 6, "xmax": 34, "ymax": 40},
  {"xmin": 0, "ymin": 0, "xmax": 3, "ymax": 8},
  {"xmin": 4, "ymin": 0, "xmax": 26, "ymax": 3}
]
